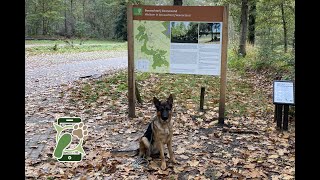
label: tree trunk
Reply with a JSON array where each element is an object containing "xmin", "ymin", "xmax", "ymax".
[
  {"xmin": 70, "ymin": 0, "xmax": 75, "ymax": 36},
  {"xmin": 239, "ymin": 0, "xmax": 249, "ymax": 57},
  {"xmin": 83, "ymin": 0, "xmax": 86, "ymax": 21},
  {"xmin": 42, "ymin": 0, "xmax": 46, "ymax": 35},
  {"xmin": 33, "ymin": 3, "xmax": 38, "ymax": 35},
  {"xmin": 65, "ymin": 0, "xmax": 68, "ymax": 36},
  {"xmin": 248, "ymin": 0, "xmax": 256, "ymax": 45},
  {"xmin": 25, "ymin": 18, "xmax": 28, "ymax": 36},
  {"xmin": 46, "ymin": 19, "xmax": 50, "ymax": 35},
  {"xmin": 280, "ymin": 2, "xmax": 288, "ymax": 53},
  {"xmin": 173, "ymin": 0, "xmax": 183, "ymax": 6},
  {"xmin": 292, "ymin": 30, "xmax": 295, "ymax": 52},
  {"xmin": 25, "ymin": 0, "xmax": 28, "ymax": 36}
]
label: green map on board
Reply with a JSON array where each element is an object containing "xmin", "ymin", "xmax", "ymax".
[{"xmin": 134, "ymin": 21, "xmax": 170, "ymax": 73}]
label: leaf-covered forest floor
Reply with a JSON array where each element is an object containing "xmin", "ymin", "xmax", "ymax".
[{"xmin": 25, "ymin": 69, "xmax": 295, "ymax": 179}]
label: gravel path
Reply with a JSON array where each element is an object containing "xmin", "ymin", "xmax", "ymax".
[{"xmin": 25, "ymin": 51, "xmax": 128, "ymax": 95}]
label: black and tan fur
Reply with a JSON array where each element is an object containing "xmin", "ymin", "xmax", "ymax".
[
  {"xmin": 139, "ymin": 94, "xmax": 177, "ymax": 170},
  {"xmin": 110, "ymin": 94, "xmax": 177, "ymax": 170}
]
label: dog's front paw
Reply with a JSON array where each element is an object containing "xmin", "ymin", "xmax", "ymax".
[{"xmin": 161, "ymin": 161, "xmax": 166, "ymax": 170}]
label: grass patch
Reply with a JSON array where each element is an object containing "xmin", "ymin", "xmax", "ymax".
[
  {"xmin": 25, "ymin": 39, "xmax": 127, "ymax": 55},
  {"xmin": 136, "ymin": 72, "xmax": 151, "ymax": 81},
  {"xmin": 25, "ymin": 39, "xmax": 125, "ymax": 45},
  {"xmin": 72, "ymin": 71, "xmax": 128, "ymax": 103}
]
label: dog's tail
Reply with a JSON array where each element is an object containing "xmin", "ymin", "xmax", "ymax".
[{"xmin": 110, "ymin": 149, "xmax": 139, "ymax": 157}]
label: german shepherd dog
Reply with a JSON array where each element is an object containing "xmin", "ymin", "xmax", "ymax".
[
  {"xmin": 110, "ymin": 94, "xmax": 177, "ymax": 170},
  {"xmin": 139, "ymin": 94, "xmax": 177, "ymax": 170}
]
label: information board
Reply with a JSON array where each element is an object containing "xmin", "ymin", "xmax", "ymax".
[
  {"xmin": 273, "ymin": 80, "xmax": 295, "ymax": 105},
  {"xmin": 133, "ymin": 5, "xmax": 224, "ymax": 76}
]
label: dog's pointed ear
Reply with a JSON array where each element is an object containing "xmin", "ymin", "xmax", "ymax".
[
  {"xmin": 153, "ymin": 97, "xmax": 160, "ymax": 109},
  {"xmin": 167, "ymin": 94, "xmax": 173, "ymax": 107}
]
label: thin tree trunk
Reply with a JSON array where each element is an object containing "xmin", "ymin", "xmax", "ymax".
[
  {"xmin": 24, "ymin": 13, "xmax": 28, "ymax": 36},
  {"xmin": 292, "ymin": 30, "xmax": 295, "ymax": 52},
  {"xmin": 239, "ymin": 0, "xmax": 249, "ymax": 57},
  {"xmin": 70, "ymin": 0, "xmax": 75, "ymax": 37},
  {"xmin": 42, "ymin": 0, "xmax": 46, "ymax": 35},
  {"xmin": 33, "ymin": 3, "xmax": 38, "ymax": 35},
  {"xmin": 65, "ymin": 0, "xmax": 68, "ymax": 36},
  {"xmin": 25, "ymin": 18, "xmax": 28, "ymax": 36},
  {"xmin": 173, "ymin": 0, "xmax": 183, "ymax": 6},
  {"xmin": 280, "ymin": 2, "xmax": 288, "ymax": 53},
  {"xmin": 248, "ymin": 0, "xmax": 256, "ymax": 45},
  {"xmin": 25, "ymin": 0, "xmax": 28, "ymax": 36},
  {"xmin": 46, "ymin": 19, "xmax": 50, "ymax": 35},
  {"xmin": 83, "ymin": 0, "xmax": 85, "ymax": 21}
]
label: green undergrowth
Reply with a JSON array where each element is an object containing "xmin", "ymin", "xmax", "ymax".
[{"xmin": 228, "ymin": 45, "xmax": 295, "ymax": 81}]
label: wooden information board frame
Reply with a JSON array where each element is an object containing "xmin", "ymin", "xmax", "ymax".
[{"xmin": 127, "ymin": 4, "xmax": 229, "ymax": 124}]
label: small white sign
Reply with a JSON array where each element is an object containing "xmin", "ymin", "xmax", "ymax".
[{"xmin": 273, "ymin": 81, "xmax": 294, "ymax": 104}]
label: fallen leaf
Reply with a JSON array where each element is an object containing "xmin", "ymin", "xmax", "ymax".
[
  {"xmin": 267, "ymin": 146, "xmax": 275, "ymax": 150},
  {"xmin": 283, "ymin": 174, "xmax": 294, "ymax": 180},
  {"xmin": 268, "ymin": 154, "xmax": 279, "ymax": 159},
  {"xmin": 211, "ymin": 159, "xmax": 221, "ymax": 164},
  {"xmin": 232, "ymin": 157, "xmax": 240, "ymax": 166},
  {"xmin": 157, "ymin": 169, "xmax": 169, "ymax": 175},
  {"xmin": 271, "ymin": 175, "xmax": 280, "ymax": 180},
  {"xmin": 149, "ymin": 161, "xmax": 160, "ymax": 170},
  {"xmin": 249, "ymin": 169, "xmax": 262, "ymax": 178},
  {"xmin": 125, "ymin": 128, "xmax": 136, "ymax": 134},
  {"xmin": 200, "ymin": 136, "xmax": 208, "ymax": 140},
  {"xmin": 288, "ymin": 157, "xmax": 295, "ymax": 162},
  {"xmin": 189, "ymin": 143, "xmax": 204, "ymax": 149},
  {"xmin": 215, "ymin": 171, "xmax": 222, "ymax": 178},
  {"xmin": 188, "ymin": 160, "xmax": 199, "ymax": 167},
  {"xmin": 59, "ymin": 168, "xmax": 64, "ymax": 175},
  {"xmin": 282, "ymin": 133, "xmax": 290, "ymax": 139},
  {"xmin": 176, "ymin": 147, "xmax": 186, "ymax": 154},
  {"xmin": 247, "ymin": 145, "xmax": 256, "ymax": 151},
  {"xmin": 277, "ymin": 149, "xmax": 287, "ymax": 156},
  {"xmin": 209, "ymin": 121, "xmax": 218, "ymax": 126},
  {"xmin": 243, "ymin": 164, "xmax": 255, "ymax": 169},
  {"xmin": 101, "ymin": 151, "xmax": 111, "ymax": 157},
  {"xmin": 173, "ymin": 166, "xmax": 185, "ymax": 173},
  {"xmin": 179, "ymin": 154, "xmax": 189, "ymax": 159},
  {"xmin": 148, "ymin": 174, "xmax": 157, "ymax": 180}
]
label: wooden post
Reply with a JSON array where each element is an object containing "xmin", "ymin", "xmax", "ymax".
[
  {"xmin": 274, "ymin": 104, "xmax": 277, "ymax": 122},
  {"xmin": 218, "ymin": 6, "xmax": 229, "ymax": 125},
  {"xmin": 200, "ymin": 87, "xmax": 205, "ymax": 111},
  {"xmin": 127, "ymin": 3, "xmax": 135, "ymax": 118},
  {"xmin": 283, "ymin": 105, "xmax": 289, "ymax": 130},
  {"xmin": 276, "ymin": 104, "xmax": 283, "ymax": 129}
]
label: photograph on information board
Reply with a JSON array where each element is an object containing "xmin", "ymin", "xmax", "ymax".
[
  {"xmin": 199, "ymin": 22, "xmax": 221, "ymax": 44},
  {"xmin": 171, "ymin": 22, "xmax": 199, "ymax": 43}
]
